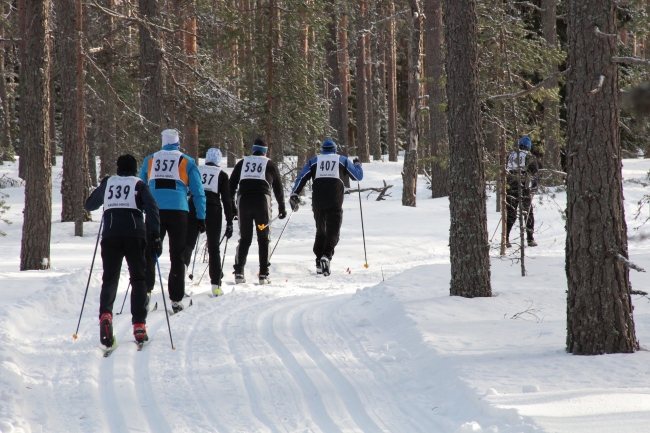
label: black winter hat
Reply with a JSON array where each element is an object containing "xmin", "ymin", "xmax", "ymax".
[{"xmin": 116, "ymin": 154, "xmax": 138, "ymax": 174}]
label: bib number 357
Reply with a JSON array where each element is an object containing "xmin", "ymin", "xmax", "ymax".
[{"xmin": 155, "ymin": 159, "xmax": 176, "ymax": 172}]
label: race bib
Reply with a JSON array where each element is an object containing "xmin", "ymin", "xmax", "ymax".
[
  {"xmin": 200, "ymin": 165, "xmax": 220, "ymax": 193},
  {"xmin": 315, "ymin": 154, "xmax": 340, "ymax": 179},
  {"xmin": 240, "ymin": 156, "xmax": 268, "ymax": 181},
  {"xmin": 506, "ymin": 150, "xmax": 529, "ymax": 171},
  {"xmin": 151, "ymin": 150, "xmax": 182, "ymax": 181},
  {"xmin": 104, "ymin": 176, "xmax": 139, "ymax": 210}
]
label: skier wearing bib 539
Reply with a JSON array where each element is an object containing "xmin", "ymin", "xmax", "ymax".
[
  {"xmin": 139, "ymin": 129, "xmax": 206, "ymax": 313},
  {"xmin": 184, "ymin": 148, "xmax": 234, "ymax": 296},
  {"xmin": 229, "ymin": 139, "xmax": 286, "ymax": 285},
  {"xmin": 290, "ymin": 138, "xmax": 363, "ymax": 276},
  {"xmin": 85, "ymin": 154, "xmax": 160, "ymax": 348}
]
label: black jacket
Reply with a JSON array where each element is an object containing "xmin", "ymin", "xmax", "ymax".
[
  {"xmin": 189, "ymin": 164, "xmax": 234, "ymax": 224},
  {"xmin": 229, "ymin": 153, "xmax": 286, "ymax": 213},
  {"xmin": 85, "ymin": 171, "xmax": 161, "ymax": 239}
]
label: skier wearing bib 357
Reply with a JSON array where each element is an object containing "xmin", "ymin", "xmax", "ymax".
[
  {"xmin": 290, "ymin": 138, "xmax": 363, "ymax": 276},
  {"xmin": 139, "ymin": 129, "xmax": 206, "ymax": 313},
  {"xmin": 85, "ymin": 154, "xmax": 161, "ymax": 348},
  {"xmin": 229, "ymin": 139, "xmax": 286, "ymax": 285},
  {"xmin": 184, "ymin": 148, "xmax": 234, "ymax": 296}
]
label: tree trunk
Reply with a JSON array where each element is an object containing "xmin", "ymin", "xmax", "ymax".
[
  {"xmin": 0, "ymin": 6, "xmax": 12, "ymax": 163},
  {"xmin": 444, "ymin": 0, "xmax": 491, "ymax": 297},
  {"xmin": 370, "ymin": 19, "xmax": 382, "ymax": 162},
  {"xmin": 59, "ymin": 0, "xmax": 89, "ymax": 236},
  {"xmin": 338, "ymin": 13, "xmax": 350, "ymax": 157},
  {"xmin": 424, "ymin": 0, "xmax": 449, "ymax": 198},
  {"xmin": 182, "ymin": 0, "xmax": 199, "ymax": 160},
  {"xmin": 98, "ymin": 0, "xmax": 117, "ymax": 179},
  {"xmin": 18, "ymin": 0, "xmax": 26, "ymax": 179},
  {"xmin": 565, "ymin": 0, "xmax": 637, "ymax": 355},
  {"xmin": 355, "ymin": 0, "xmax": 370, "ymax": 162},
  {"xmin": 541, "ymin": 0, "xmax": 560, "ymax": 172},
  {"xmin": 386, "ymin": 0, "xmax": 398, "ymax": 162},
  {"xmin": 325, "ymin": 1, "xmax": 342, "ymax": 148},
  {"xmin": 20, "ymin": 0, "xmax": 52, "ymax": 271},
  {"xmin": 139, "ymin": 0, "xmax": 164, "ymax": 155},
  {"xmin": 402, "ymin": 0, "xmax": 422, "ymax": 207}
]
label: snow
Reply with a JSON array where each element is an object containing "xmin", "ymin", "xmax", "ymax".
[{"xmin": 0, "ymin": 156, "xmax": 649, "ymax": 432}]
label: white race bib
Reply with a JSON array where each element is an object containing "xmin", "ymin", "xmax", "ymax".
[
  {"xmin": 104, "ymin": 176, "xmax": 139, "ymax": 210},
  {"xmin": 151, "ymin": 150, "xmax": 182, "ymax": 181},
  {"xmin": 506, "ymin": 150, "xmax": 529, "ymax": 171},
  {"xmin": 315, "ymin": 154, "xmax": 340, "ymax": 179},
  {"xmin": 240, "ymin": 156, "xmax": 268, "ymax": 181},
  {"xmin": 200, "ymin": 165, "xmax": 220, "ymax": 193}
]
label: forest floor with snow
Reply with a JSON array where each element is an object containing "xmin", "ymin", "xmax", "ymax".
[{"xmin": 1, "ymin": 156, "xmax": 650, "ymax": 433}]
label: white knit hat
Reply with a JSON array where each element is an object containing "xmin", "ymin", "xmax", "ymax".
[
  {"xmin": 205, "ymin": 148, "xmax": 222, "ymax": 166},
  {"xmin": 162, "ymin": 129, "xmax": 180, "ymax": 147}
]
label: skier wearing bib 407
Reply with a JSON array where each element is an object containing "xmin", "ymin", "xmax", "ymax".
[
  {"xmin": 184, "ymin": 148, "xmax": 234, "ymax": 296},
  {"xmin": 290, "ymin": 139, "xmax": 363, "ymax": 276},
  {"xmin": 229, "ymin": 139, "xmax": 286, "ymax": 285},
  {"xmin": 139, "ymin": 129, "xmax": 206, "ymax": 313},
  {"xmin": 85, "ymin": 154, "xmax": 161, "ymax": 348},
  {"xmin": 505, "ymin": 136, "xmax": 539, "ymax": 248}
]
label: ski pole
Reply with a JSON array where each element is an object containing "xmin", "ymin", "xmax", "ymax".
[
  {"xmin": 269, "ymin": 210, "xmax": 294, "ymax": 260},
  {"xmin": 217, "ymin": 237, "xmax": 229, "ymax": 288},
  {"xmin": 116, "ymin": 282, "xmax": 131, "ymax": 315},
  {"xmin": 188, "ymin": 233, "xmax": 201, "ymax": 280},
  {"xmin": 196, "ymin": 233, "xmax": 226, "ymax": 286},
  {"xmin": 357, "ymin": 181, "xmax": 369, "ymax": 268},
  {"xmin": 155, "ymin": 254, "xmax": 175, "ymax": 350},
  {"xmin": 73, "ymin": 216, "xmax": 104, "ymax": 339}
]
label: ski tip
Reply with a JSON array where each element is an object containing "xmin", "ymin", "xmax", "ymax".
[
  {"xmin": 189, "ymin": 299, "xmax": 193, "ymax": 307},
  {"xmin": 73, "ymin": 334, "xmax": 78, "ymax": 339}
]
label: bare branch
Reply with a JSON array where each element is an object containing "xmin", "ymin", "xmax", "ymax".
[
  {"xmin": 594, "ymin": 26, "xmax": 617, "ymax": 38},
  {"xmin": 590, "ymin": 75, "xmax": 605, "ymax": 94},
  {"xmin": 513, "ymin": 2, "xmax": 544, "ymax": 12},
  {"xmin": 612, "ymin": 56, "xmax": 650, "ymax": 67},
  {"xmin": 538, "ymin": 169, "xmax": 567, "ymax": 177},
  {"xmin": 488, "ymin": 69, "xmax": 569, "ymax": 101},
  {"xmin": 616, "ymin": 254, "xmax": 646, "ymax": 272}
]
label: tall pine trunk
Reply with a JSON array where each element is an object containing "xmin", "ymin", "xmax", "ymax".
[
  {"xmin": 565, "ymin": 0, "xmax": 637, "ymax": 355},
  {"xmin": 386, "ymin": 0, "xmax": 397, "ymax": 162},
  {"xmin": 338, "ymin": 13, "xmax": 350, "ymax": 156},
  {"xmin": 325, "ymin": 1, "xmax": 342, "ymax": 146},
  {"xmin": 139, "ymin": 0, "xmax": 163, "ymax": 155},
  {"xmin": 444, "ymin": 0, "xmax": 491, "ymax": 297},
  {"xmin": 59, "ymin": 0, "xmax": 89, "ymax": 236},
  {"xmin": 20, "ymin": 0, "xmax": 52, "ymax": 270},
  {"xmin": 182, "ymin": 1, "xmax": 199, "ymax": 160},
  {"xmin": 355, "ymin": 0, "xmax": 370, "ymax": 162},
  {"xmin": 424, "ymin": 0, "xmax": 449, "ymax": 198},
  {"xmin": 401, "ymin": 0, "xmax": 422, "ymax": 207},
  {"xmin": 98, "ymin": 0, "xmax": 117, "ymax": 178},
  {"xmin": 541, "ymin": 0, "xmax": 561, "ymax": 172}
]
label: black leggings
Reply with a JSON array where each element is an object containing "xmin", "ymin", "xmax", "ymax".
[
  {"xmin": 313, "ymin": 207, "xmax": 343, "ymax": 260},
  {"xmin": 506, "ymin": 183, "xmax": 534, "ymax": 241},
  {"xmin": 234, "ymin": 194, "xmax": 272, "ymax": 275},
  {"xmin": 185, "ymin": 204, "xmax": 224, "ymax": 285}
]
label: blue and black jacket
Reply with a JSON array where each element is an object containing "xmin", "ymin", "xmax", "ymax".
[{"xmin": 292, "ymin": 153, "xmax": 363, "ymax": 209}]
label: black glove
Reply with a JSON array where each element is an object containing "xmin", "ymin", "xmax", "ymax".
[
  {"xmin": 151, "ymin": 237, "xmax": 163, "ymax": 257},
  {"xmin": 289, "ymin": 194, "xmax": 300, "ymax": 212},
  {"xmin": 225, "ymin": 223, "xmax": 234, "ymax": 239},
  {"xmin": 278, "ymin": 209, "xmax": 287, "ymax": 219},
  {"xmin": 197, "ymin": 219, "xmax": 206, "ymax": 233},
  {"xmin": 353, "ymin": 158, "xmax": 360, "ymax": 165}
]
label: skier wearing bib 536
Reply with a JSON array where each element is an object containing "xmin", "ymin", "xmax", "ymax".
[
  {"xmin": 505, "ymin": 135, "xmax": 539, "ymax": 248},
  {"xmin": 184, "ymin": 148, "xmax": 234, "ymax": 296},
  {"xmin": 290, "ymin": 138, "xmax": 363, "ymax": 276},
  {"xmin": 140, "ymin": 129, "xmax": 206, "ymax": 313},
  {"xmin": 229, "ymin": 139, "xmax": 286, "ymax": 285},
  {"xmin": 85, "ymin": 154, "xmax": 161, "ymax": 348}
]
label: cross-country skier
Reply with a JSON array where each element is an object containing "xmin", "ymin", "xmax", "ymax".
[
  {"xmin": 184, "ymin": 148, "xmax": 234, "ymax": 296},
  {"xmin": 229, "ymin": 139, "xmax": 286, "ymax": 284},
  {"xmin": 289, "ymin": 138, "xmax": 363, "ymax": 276},
  {"xmin": 85, "ymin": 154, "xmax": 161, "ymax": 348},
  {"xmin": 139, "ymin": 129, "xmax": 206, "ymax": 313},
  {"xmin": 505, "ymin": 135, "xmax": 539, "ymax": 248}
]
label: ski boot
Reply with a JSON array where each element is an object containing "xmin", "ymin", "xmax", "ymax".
[
  {"xmin": 211, "ymin": 284, "xmax": 224, "ymax": 297},
  {"xmin": 234, "ymin": 271, "xmax": 246, "ymax": 284},
  {"xmin": 505, "ymin": 239, "xmax": 512, "ymax": 248},
  {"xmin": 259, "ymin": 274, "xmax": 271, "ymax": 285},
  {"xmin": 320, "ymin": 256, "xmax": 331, "ymax": 277},
  {"xmin": 172, "ymin": 301, "xmax": 184, "ymax": 314},
  {"xmin": 316, "ymin": 258, "xmax": 323, "ymax": 275},
  {"xmin": 99, "ymin": 312, "xmax": 114, "ymax": 348},
  {"xmin": 133, "ymin": 323, "xmax": 148, "ymax": 343},
  {"xmin": 527, "ymin": 239, "xmax": 538, "ymax": 247}
]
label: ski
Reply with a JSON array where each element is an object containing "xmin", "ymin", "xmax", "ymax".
[
  {"xmin": 167, "ymin": 299, "xmax": 193, "ymax": 316},
  {"xmin": 151, "ymin": 302, "xmax": 157, "ymax": 312},
  {"xmin": 101, "ymin": 339, "xmax": 117, "ymax": 357},
  {"xmin": 135, "ymin": 339, "xmax": 151, "ymax": 351}
]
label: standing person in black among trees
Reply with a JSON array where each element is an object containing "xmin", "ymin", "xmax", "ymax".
[
  {"xmin": 85, "ymin": 154, "xmax": 160, "ymax": 349},
  {"xmin": 505, "ymin": 136, "xmax": 539, "ymax": 248},
  {"xmin": 229, "ymin": 139, "xmax": 286, "ymax": 285},
  {"xmin": 290, "ymin": 139, "xmax": 363, "ymax": 276},
  {"xmin": 184, "ymin": 148, "xmax": 234, "ymax": 297}
]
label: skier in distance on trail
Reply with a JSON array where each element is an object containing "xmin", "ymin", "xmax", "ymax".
[
  {"xmin": 229, "ymin": 139, "xmax": 286, "ymax": 285},
  {"xmin": 289, "ymin": 138, "xmax": 363, "ymax": 276},
  {"xmin": 139, "ymin": 129, "xmax": 206, "ymax": 313},
  {"xmin": 85, "ymin": 154, "xmax": 160, "ymax": 349},
  {"xmin": 183, "ymin": 148, "xmax": 234, "ymax": 297},
  {"xmin": 505, "ymin": 135, "xmax": 540, "ymax": 248}
]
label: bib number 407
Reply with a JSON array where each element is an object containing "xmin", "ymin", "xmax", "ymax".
[{"xmin": 320, "ymin": 160, "xmax": 336, "ymax": 172}]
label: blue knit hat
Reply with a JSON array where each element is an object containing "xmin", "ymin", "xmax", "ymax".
[
  {"xmin": 252, "ymin": 139, "xmax": 268, "ymax": 154},
  {"xmin": 205, "ymin": 148, "xmax": 222, "ymax": 166},
  {"xmin": 322, "ymin": 139, "xmax": 337, "ymax": 154},
  {"xmin": 518, "ymin": 136, "xmax": 532, "ymax": 150}
]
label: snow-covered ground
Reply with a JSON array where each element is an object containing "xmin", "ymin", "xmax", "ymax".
[{"xmin": 1, "ymin": 156, "xmax": 649, "ymax": 433}]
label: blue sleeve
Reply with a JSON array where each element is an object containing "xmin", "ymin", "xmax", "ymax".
[
  {"xmin": 187, "ymin": 159, "xmax": 207, "ymax": 220},
  {"xmin": 291, "ymin": 158, "xmax": 316, "ymax": 195},
  {"xmin": 340, "ymin": 155, "xmax": 363, "ymax": 181},
  {"xmin": 139, "ymin": 156, "xmax": 150, "ymax": 183}
]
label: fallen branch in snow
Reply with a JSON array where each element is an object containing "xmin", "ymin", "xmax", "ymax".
[
  {"xmin": 345, "ymin": 180, "xmax": 393, "ymax": 201},
  {"xmin": 509, "ymin": 300, "xmax": 544, "ymax": 323},
  {"xmin": 615, "ymin": 254, "xmax": 646, "ymax": 272}
]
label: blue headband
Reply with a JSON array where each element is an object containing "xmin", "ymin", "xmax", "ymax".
[{"xmin": 252, "ymin": 144, "xmax": 268, "ymax": 153}]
